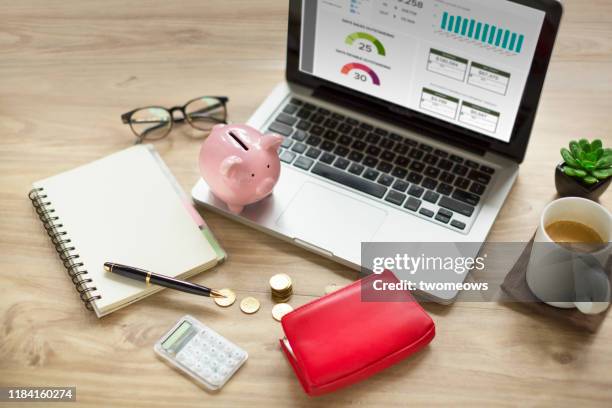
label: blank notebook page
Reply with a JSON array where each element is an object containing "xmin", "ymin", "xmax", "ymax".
[{"xmin": 33, "ymin": 146, "xmax": 218, "ymax": 317}]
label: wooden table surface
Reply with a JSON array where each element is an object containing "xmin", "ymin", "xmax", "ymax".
[{"xmin": 1, "ymin": 0, "xmax": 611, "ymax": 406}]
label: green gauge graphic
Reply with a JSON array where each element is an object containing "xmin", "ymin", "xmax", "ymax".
[{"xmin": 345, "ymin": 32, "xmax": 386, "ymax": 56}]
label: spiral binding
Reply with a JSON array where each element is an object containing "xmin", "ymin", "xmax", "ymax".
[{"xmin": 29, "ymin": 187, "xmax": 101, "ymax": 310}]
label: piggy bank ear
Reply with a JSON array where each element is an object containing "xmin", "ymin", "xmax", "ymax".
[
  {"xmin": 220, "ymin": 156, "xmax": 244, "ymax": 180},
  {"xmin": 261, "ymin": 133, "xmax": 283, "ymax": 152}
]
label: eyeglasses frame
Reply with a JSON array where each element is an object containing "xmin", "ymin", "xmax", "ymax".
[{"xmin": 121, "ymin": 95, "xmax": 229, "ymax": 143}]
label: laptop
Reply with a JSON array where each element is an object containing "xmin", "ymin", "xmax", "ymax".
[{"xmin": 193, "ymin": 0, "xmax": 563, "ymax": 302}]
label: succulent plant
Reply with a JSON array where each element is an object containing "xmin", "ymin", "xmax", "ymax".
[{"xmin": 560, "ymin": 139, "xmax": 612, "ymax": 185}]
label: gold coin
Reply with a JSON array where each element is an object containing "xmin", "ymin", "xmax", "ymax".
[
  {"xmin": 214, "ymin": 288, "xmax": 236, "ymax": 307},
  {"xmin": 240, "ymin": 297, "xmax": 260, "ymax": 314},
  {"xmin": 272, "ymin": 303, "xmax": 294, "ymax": 321},
  {"xmin": 269, "ymin": 274, "xmax": 292, "ymax": 291}
]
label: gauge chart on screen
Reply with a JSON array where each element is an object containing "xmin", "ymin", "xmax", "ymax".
[
  {"xmin": 340, "ymin": 62, "xmax": 381, "ymax": 86},
  {"xmin": 345, "ymin": 32, "xmax": 387, "ymax": 56}
]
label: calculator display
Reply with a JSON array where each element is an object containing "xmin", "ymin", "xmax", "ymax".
[{"xmin": 162, "ymin": 321, "xmax": 193, "ymax": 352}]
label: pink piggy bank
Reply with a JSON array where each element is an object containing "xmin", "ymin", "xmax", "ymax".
[{"xmin": 199, "ymin": 124, "xmax": 283, "ymax": 214}]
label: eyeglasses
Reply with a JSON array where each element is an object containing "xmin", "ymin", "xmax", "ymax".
[{"xmin": 121, "ymin": 96, "xmax": 229, "ymax": 143}]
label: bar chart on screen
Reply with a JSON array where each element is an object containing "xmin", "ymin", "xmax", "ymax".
[{"xmin": 438, "ymin": 11, "xmax": 525, "ymax": 56}]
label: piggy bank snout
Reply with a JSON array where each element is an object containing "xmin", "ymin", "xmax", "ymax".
[{"xmin": 256, "ymin": 177, "xmax": 276, "ymax": 197}]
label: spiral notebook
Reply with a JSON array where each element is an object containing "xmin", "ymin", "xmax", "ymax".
[{"xmin": 29, "ymin": 145, "xmax": 226, "ymax": 317}]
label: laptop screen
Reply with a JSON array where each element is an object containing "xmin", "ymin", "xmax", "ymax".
[{"xmin": 299, "ymin": 0, "xmax": 546, "ymax": 143}]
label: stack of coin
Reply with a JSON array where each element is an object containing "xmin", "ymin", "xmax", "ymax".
[{"xmin": 269, "ymin": 273, "xmax": 293, "ymax": 303}]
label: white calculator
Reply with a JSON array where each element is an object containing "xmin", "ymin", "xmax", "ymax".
[{"xmin": 154, "ymin": 315, "xmax": 248, "ymax": 391}]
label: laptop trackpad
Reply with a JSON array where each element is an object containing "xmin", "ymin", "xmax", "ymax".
[{"xmin": 275, "ymin": 182, "xmax": 387, "ymax": 255}]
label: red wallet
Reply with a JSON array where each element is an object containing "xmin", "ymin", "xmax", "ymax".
[{"xmin": 279, "ymin": 270, "xmax": 435, "ymax": 396}]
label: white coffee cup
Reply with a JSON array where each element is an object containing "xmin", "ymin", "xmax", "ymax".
[{"xmin": 526, "ymin": 197, "xmax": 611, "ymax": 314}]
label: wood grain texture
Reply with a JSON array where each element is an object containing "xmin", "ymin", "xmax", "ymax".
[{"xmin": 1, "ymin": 0, "xmax": 611, "ymax": 406}]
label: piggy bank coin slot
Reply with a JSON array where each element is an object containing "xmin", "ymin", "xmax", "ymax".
[{"xmin": 228, "ymin": 130, "xmax": 249, "ymax": 151}]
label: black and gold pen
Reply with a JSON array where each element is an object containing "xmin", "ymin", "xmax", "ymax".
[{"xmin": 104, "ymin": 262, "xmax": 226, "ymax": 298}]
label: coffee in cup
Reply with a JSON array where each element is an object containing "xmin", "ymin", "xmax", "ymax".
[
  {"xmin": 526, "ymin": 197, "xmax": 611, "ymax": 315},
  {"xmin": 545, "ymin": 220, "xmax": 605, "ymax": 253}
]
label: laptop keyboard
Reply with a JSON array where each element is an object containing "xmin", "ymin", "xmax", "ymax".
[{"xmin": 268, "ymin": 97, "xmax": 496, "ymax": 233}]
